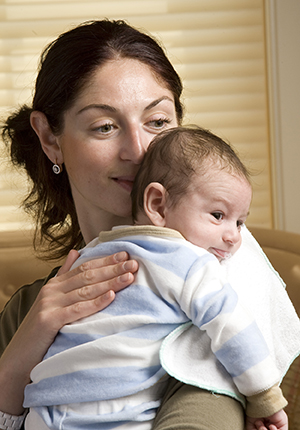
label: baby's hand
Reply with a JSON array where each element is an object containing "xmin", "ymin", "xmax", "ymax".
[{"xmin": 246, "ymin": 410, "xmax": 288, "ymax": 430}]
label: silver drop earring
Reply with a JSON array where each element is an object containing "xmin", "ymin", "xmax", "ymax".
[{"xmin": 52, "ymin": 163, "xmax": 61, "ymax": 174}]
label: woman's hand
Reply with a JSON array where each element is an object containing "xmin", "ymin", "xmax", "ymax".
[
  {"xmin": 0, "ymin": 250, "xmax": 138, "ymax": 415},
  {"xmin": 246, "ymin": 410, "xmax": 288, "ymax": 430},
  {"xmin": 38, "ymin": 250, "xmax": 138, "ymax": 346}
]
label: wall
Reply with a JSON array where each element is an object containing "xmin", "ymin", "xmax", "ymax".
[{"xmin": 266, "ymin": 0, "xmax": 300, "ymax": 233}]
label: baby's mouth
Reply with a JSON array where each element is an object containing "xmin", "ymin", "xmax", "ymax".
[{"xmin": 211, "ymin": 248, "xmax": 232, "ymax": 260}]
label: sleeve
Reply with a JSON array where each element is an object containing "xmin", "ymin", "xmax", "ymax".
[
  {"xmin": 246, "ymin": 385, "xmax": 288, "ymax": 417},
  {"xmin": 0, "ymin": 268, "xmax": 59, "ymax": 357},
  {"xmin": 177, "ymin": 255, "xmax": 280, "ymax": 397}
]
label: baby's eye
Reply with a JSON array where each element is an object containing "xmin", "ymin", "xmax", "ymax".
[
  {"xmin": 237, "ymin": 220, "xmax": 244, "ymax": 229},
  {"xmin": 212, "ymin": 212, "xmax": 223, "ymax": 221}
]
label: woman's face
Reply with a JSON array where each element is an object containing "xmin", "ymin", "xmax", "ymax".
[{"xmin": 56, "ymin": 58, "xmax": 178, "ymax": 240}]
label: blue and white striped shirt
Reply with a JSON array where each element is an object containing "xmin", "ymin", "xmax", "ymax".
[{"xmin": 24, "ymin": 226, "xmax": 294, "ymax": 429}]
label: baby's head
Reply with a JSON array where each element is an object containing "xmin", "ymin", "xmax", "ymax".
[{"xmin": 131, "ymin": 126, "xmax": 252, "ymax": 260}]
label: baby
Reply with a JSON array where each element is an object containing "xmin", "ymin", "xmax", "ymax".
[{"xmin": 24, "ymin": 126, "xmax": 291, "ymax": 430}]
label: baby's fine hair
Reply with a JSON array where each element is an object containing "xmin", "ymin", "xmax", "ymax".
[{"xmin": 131, "ymin": 125, "xmax": 250, "ymax": 222}]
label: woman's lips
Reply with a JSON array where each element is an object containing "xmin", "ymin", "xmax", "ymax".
[{"xmin": 113, "ymin": 177, "xmax": 135, "ymax": 192}]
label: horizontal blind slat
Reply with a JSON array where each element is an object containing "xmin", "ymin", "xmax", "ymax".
[{"xmin": 0, "ymin": 9, "xmax": 263, "ymax": 36}]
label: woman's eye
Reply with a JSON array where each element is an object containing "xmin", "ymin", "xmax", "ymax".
[
  {"xmin": 149, "ymin": 118, "xmax": 171, "ymax": 129},
  {"xmin": 98, "ymin": 123, "xmax": 114, "ymax": 133},
  {"xmin": 212, "ymin": 212, "xmax": 223, "ymax": 221},
  {"xmin": 91, "ymin": 122, "xmax": 115, "ymax": 134}
]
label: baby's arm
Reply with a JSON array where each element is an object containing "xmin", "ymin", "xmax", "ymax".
[{"xmin": 246, "ymin": 410, "xmax": 288, "ymax": 430}]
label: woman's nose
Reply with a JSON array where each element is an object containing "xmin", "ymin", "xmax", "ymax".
[{"xmin": 119, "ymin": 127, "xmax": 148, "ymax": 164}]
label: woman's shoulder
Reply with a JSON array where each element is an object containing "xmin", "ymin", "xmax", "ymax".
[{"xmin": 0, "ymin": 267, "xmax": 60, "ymax": 356}]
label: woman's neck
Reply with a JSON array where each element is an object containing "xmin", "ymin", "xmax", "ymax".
[{"xmin": 79, "ymin": 212, "xmax": 134, "ymax": 245}]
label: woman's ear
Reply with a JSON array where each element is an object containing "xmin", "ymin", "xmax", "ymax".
[
  {"xmin": 30, "ymin": 111, "xmax": 63, "ymax": 164},
  {"xmin": 143, "ymin": 182, "xmax": 168, "ymax": 227}
]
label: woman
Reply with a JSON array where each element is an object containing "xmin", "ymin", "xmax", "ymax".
[{"xmin": 0, "ymin": 19, "xmax": 291, "ymax": 430}]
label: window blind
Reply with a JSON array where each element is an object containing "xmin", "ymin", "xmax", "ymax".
[{"xmin": 0, "ymin": 0, "xmax": 272, "ymax": 232}]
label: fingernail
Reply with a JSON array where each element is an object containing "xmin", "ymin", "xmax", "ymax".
[
  {"xmin": 104, "ymin": 290, "xmax": 114, "ymax": 300},
  {"xmin": 114, "ymin": 252, "xmax": 127, "ymax": 262},
  {"xmin": 119, "ymin": 273, "xmax": 130, "ymax": 283}
]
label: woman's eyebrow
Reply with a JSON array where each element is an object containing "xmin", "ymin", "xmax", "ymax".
[
  {"xmin": 77, "ymin": 104, "xmax": 117, "ymax": 115},
  {"xmin": 77, "ymin": 96, "xmax": 173, "ymax": 115},
  {"xmin": 145, "ymin": 96, "xmax": 174, "ymax": 111}
]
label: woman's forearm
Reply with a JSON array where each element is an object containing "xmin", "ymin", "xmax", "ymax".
[
  {"xmin": 0, "ymin": 363, "xmax": 29, "ymax": 415},
  {"xmin": 0, "ymin": 300, "xmax": 56, "ymax": 415},
  {"xmin": 0, "ymin": 325, "xmax": 40, "ymax": 414}
]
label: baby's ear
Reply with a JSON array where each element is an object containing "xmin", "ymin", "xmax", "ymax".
[{"xmin": 143, "ymin": 182, "xmax": 168, "ymax": 227}]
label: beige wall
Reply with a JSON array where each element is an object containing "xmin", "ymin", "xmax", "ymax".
[{"xmin": 266, "ymin": 0, "xmax": 300, "ymax": 234}]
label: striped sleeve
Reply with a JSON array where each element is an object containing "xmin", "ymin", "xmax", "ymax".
[{"xmin": 176, "ymin": 254, "xmax": 280, "ymax": 396}]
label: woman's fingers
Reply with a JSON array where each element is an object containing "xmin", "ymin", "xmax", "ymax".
[
  {"xmin": 76, "ymin": 256, "xmax": 138, "ymax": 287},
  {"xmin": 55, "ymin": 267, "xmax": 136, "ymax": 309},
  {"xmin": 57, "ymin": 251, "xmax": 137, "ymax": 287},
  {"xmin": 56, "ymin": 249, "xmax": 80, "ymax": 276},
  {"xmin": 56, "ymin": 289, "xmax": 117, "ymax": 325},
  {"xmin": 35, "ymin": 251, "xmax": 138, "ymax": 328},
  {"xmin": 54, "ymin": 253, "xmax": 138, "ymax": 295}
]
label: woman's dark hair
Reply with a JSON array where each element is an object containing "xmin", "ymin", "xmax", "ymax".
[
  {"xmin": 1, "ymin": 19, "xmax": 184, "ymax": 260},
  {"xmin": 131, "ymin": 126, "xmax": 251, "ymax": 222}
]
